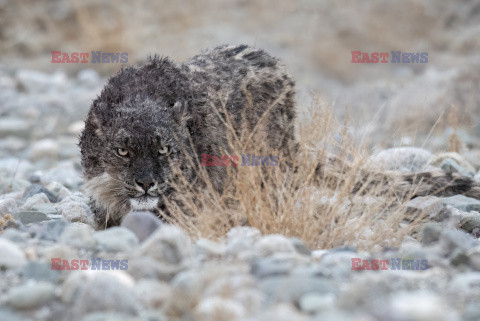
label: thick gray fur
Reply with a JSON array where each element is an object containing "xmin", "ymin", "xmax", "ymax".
[{"xmin": 79, "ymin": 44, "xmax": 297, "ymax": 228}]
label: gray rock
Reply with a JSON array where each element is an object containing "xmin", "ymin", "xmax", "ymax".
[
  {"xmin": 460, "ymin": 211, "xmax": 480, "ymax": 236},
  {"xmin": 463, "ymin": 302, "xmax": 480, "ymax": 321},
  {"xmin": 0, "ymin": 118, "xmax": 30, "ymax": 138},
  {"xmin": 80, "ymin": 312, "xmax": 133, "ymax": 321},
  {"xmin": 31, "ymin": 203, "xmax": 60, "ymax": 215},
  {"xmin": 299, "ymin": 293, "xmax": 335, "ymax": 314},
  {"xmin": 59, "ymin": 222, "xmax": 96, "ymax": 249},
  {"xmin": 62, "ymin": 271, "xmax": 138, "ymax": 316},
  {"xmin": 195, "ymin": 238, "xmax": 225, "ymax": 258},
  {"xmin": 369, "ymin": 147, "xmax": 433, "ymax": 172},
  {"xmin": 448, "ymin": 272, "xmax": 480, "ymax": 302},
  {"xmin": 140, "ymin": 225, "xmax": 191, "ymax": 265},
  {"xmin": 121, "ymin": 211, "xmax": 162, "ymax": 242},
  {"xmin": 0, "ymin": 308, "xmax": 33, "ymax": 321},
  {"xmin": 313, "ymin": 310, "xmax": 366, "ymax": 321},
  {"xmin": 127, "ymin": 255, "xmax": 181, "ymax": 281},
  {"xmin": 93, "ymin": 227, "xmax": 139, "ymax": 252},
  {"xmin": 56, "ymin": 199, "xmax": 94, "ymax": 226},
  {"xmin": 20, "ymin": 261, "xmax": 61, "ymax": 282},
  {"xmin": 20, "ymin": 193, "xmax": 50, "ymax": 211},
  {"xmin": 195, "ymin": 297, "xmax": 246, "ymax": 321},
  {"xmin": 0, "ymin": 157, "xmax": 33, "ymax": 180},
  {"xmin": 442, "ymin": 195, "xmax": 480, "ymax": 212},
  {"xmin": 259, "ymin": 276, "xmax": 335, "ymax": 304},
  {"xmin": 251, "ymin": 255, "xmax": 298, "ymax": 278},
  {"xmin": 225, "ymin": 226, "xmax": 262, "ymax": 257},
  {"xmin": 439, "ymin": 229, "xmax": 479, "ymax": 256},
  {"xmin": 16, "ymin": 69, "xmax": 59, "ymax": 93},
  {"xmin": 290, "ymin": 238, "xmax": 311, "ymax": 256},
  {"xmin": 440, "ymin": 158, "xmax": 474, "ymax": 177},
  {"xmin": 12, "ymin": 210, "xmax": 49, "ymax": 224},
  {"xmin": 39, "ymin": 161, "xmax": 82, "ymax": 189},
  {"xmin": 28, "ymin": 219, "xmax": 68, "ymax": 241},
  {"xmin": 248, "ymin": 303, "xmax": 309, "ymax": 321},
  {"xmin": 0, "ymin": 179, "xmax": 30, "ymax": 194},
  {"xmin": 133, "ymin": 279, "xmax": 172, "ymax": 310},
  {"xmin": 0, "ymin": 238, "xmax": 26, "ymax": 269},
  {"xmin": 421, "ymin": 222, "xmax": 443, "ymax": 245},
  {"xmin": 475, "ymin": 170, "xmax": 480, "ymax": 180},
  {"xmin": 255, "ymin": 234, "xmax": 296, "ymax": 257},
  {"xmin": 0, "ymin": 198, "xmax": 18, "ymax": 215},
  {"xmin": 45, "ymin": 181, "xmax": 71, "ymax": 201},
  {"xmin": 406, "ymin": 196, "xmax": 445, "ymax": 220},
  {"xmin": 6, "ymin": 281, "xmax": 56, "ymax": 309},
  {"xmin": 22, "ymin": 184, "xmax": 56, "ymax": 203}
]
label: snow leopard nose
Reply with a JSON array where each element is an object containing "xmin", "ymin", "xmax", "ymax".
[{"xmin": 134, "ymin": 179, "xmax": 155, "ymax": 192}]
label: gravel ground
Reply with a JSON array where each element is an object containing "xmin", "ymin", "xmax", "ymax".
[{"xmin": 1, "ymin": 66, "xmax": 480, "ymax": 321}]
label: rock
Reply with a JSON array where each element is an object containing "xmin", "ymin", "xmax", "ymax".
[
  {"xmin": 59, "ymin": 222, "xmax": 96, "ymax": 249},
  {"xmin": 421, "ymin": 222, "xmax": 443, "ymax": 245},
  {"xmin": 45, "ymin": 181, "xmax": 71, "ymax": 201},
  {"xmin": 31, "ymin": 203, "xmax": 60, "ymax": 215},
  {"xmin": 22, "ymin": 184, "xmax": 56, "ymax": 203},
  {"xmin": 290, "ymin": 238, "xmax": 311, "ymax": 256},
  {"xmin": 0, "ymin": 238, "xmax": 26, "ymax": 269},
  {"xmin": 12, "ymin": 210, "xmax": 49, "ymax": 224},
  {"xmin": 463, "ymin": 302, "xmax": 480, "ymax": 321},
  {"xmin": 0, "ymin": 118, "xmax": 30, "ymax": 138},
  {"xmin": 448, "ymin": 272, "xmax": 480, "ymax": 302},
  {"xmin": 251, "ymin": 255, "xmax": 298, "ymax": 278},
  {"xmin": 20, "ymin": 193, "xmax": 50, "ymax": 211},
  {"xmin": 299, "ymin": 293, "xmax": 336, "ymax": 314},
  {"xmin": 195, "ymin": 238, "xmax": 225, "ymax": 258},
  {"xmin": 6, "ymin": 281, "xmax": 56, "ymax": 309},
  {"xmin": 121, "ymin": 211, "xmax": 162, "ymax": 242},
  {"xmin": 0, "ymin": 198, "xmax": 18, "ymax": 215},
  {"xmin": 440, "ymin": 158, "xmax": 474, "ymax": 177},
  {"xmin": 93, "ymin": 227, "xmax": 139, "ymax": 252},
  {"xmin": 460, "ymin": 212, "xmax": 480, "ymax": 236},
  {"xmin": 140, "ymin": 225, "xmax": 191, "ymax": 265},
  {"xmin": 475, "ymin": 170, "xmax": 480, "ymax": 180},
  {"xmin": 195, "ymin": 297, "xmax": 246, "ymax": 321},
  {"xmin": 442, "ymin": 195, "xmax": 480, "ymax": 213},
  {"xmin": 28, "ymin": 219, "xmax": 68, "ymax": 241},
  {"xmin": 369, "ymin": 147, "xmax": 433, "ymax": 172},
  {"xmin": 259, "ymin": 276, "xmax": 335, "ymax": 304},
  {"xmin": 62, "ymin": 271, "xmax": 138, "ymax": 316},
  {"xmin": 127, "ymin": 255, "xmax": 181, "ymax": 281},
  {"xmin": 80, "ymin": 312, "xmax": 133, "ymax": 321},
  {"xmin": 439, "ymin": 229, "xmax": 479, "ymax": 256},
  {"xmin": 248, "ymin": 303, "xmax": 309, "ymax": 321},
  {"xmin": 55, "ymin": 199, "xmax": 94, "ymax": 226},
  {"xmin": 225, "ymin": 227, "xmax": 262, "ymax": 257},
  {"xmin": 0, "ymin": 308, "xmax": 33, "ymax": 321},
  {"xmin": 255, "ymin": 234, "xmax": 296, "ymax": 257},
  {"xmin": 133, "ymin": 279, "xmax": 172, "ymax": 310},
  {"xmin": 430, "ymin": 152, "xmax": 476, "ymax": 176},
  {"xmin": 39, "ymin": 161, "xmax": 82, "ymax": 189},
  {"xmin": 19, "ymin": 261, "xmax": 61, "ymax": 282},
  {"xmin": 0, "ymin": 179, "xmax": 30, "ymax": 194},
  {"xmin": 406, "ymin": 196, "xmax": 444, "ymax": 219}
]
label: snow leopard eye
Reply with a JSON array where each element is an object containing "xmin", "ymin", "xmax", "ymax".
[
  {"xmin": 158, "ymin": 146, "xmax": 170, "ymax": 156},
  {"xmin": 116, "ymin": 148, "xmax": 129, "ymax": 157}
]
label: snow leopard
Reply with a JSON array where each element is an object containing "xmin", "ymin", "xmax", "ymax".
[{"xmin": 79, "ymin": 44, "xmax": 480, "ymax": 229}]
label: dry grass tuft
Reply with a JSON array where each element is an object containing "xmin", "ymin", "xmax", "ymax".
[{"xmin": 156, "ymin": 96, "xmax": 423, "ymax": 251}]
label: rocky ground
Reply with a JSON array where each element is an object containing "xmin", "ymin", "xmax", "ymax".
[{"xmin": 1, "ymin": 67, "xmax": 480, "ymax": 321}]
